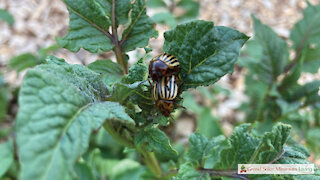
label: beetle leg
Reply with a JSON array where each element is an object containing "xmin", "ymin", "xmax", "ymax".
[
  {"xmin": 148, "ymin": 79, "xmax": 153, "ymax": 86},
  {"xmin": 176, "ymin": 102, "xmax": 186, "ymax": 110}
]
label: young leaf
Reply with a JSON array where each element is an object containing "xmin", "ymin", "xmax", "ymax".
[
  {"xmin": 74, "ymin": 161, "xmax": 96, "ymax": 180},
  {"xmin": 251, "ymin": 123, "xmax": 291, "ymax": 164},
  {"xmin": 9, "ymin": 53, "xmax": 39, "ymax": 72},
  {"xmin": 0, "ymin": 9, "xmax": 14, "ymax": 25},
  {"xmin": 88, "ymin": 59, "xmax": 123, "ymax": 86},
  {"xmin": 252, "ymin": 15, "xmax": 289, "ymax": 85},
  {"xmin": 134, "ymin": 127, "xmax": 177, "ymax": 157},
  {"xmin": 163, "ymin": 20, "xmax": 248, "ymax": 89},
  {"xmin": 109, "ymin": 81, "xmax": 145, "ymax": 103},
  {"xmin": 290, "ymin": 2, "xmax": 320, "ymax": 50},
  {"xmin": 16, "ymin": 59, "xmax": 134, "ymax": 180},
  {"xmin": 121, "ymin": 0, "xmax": 158, "ymax": 52},
  {"xmin": 185, "ymin": 132, "xmax": 209, "ymax": 165},
  {"xmin": 0, "ymin": 140, "xmax": 13, "ymax": 177},
  {"xmin": 203, "ymin": 135, "xmax": 228, "ymax": 169},
  {"xmin": 122, "ymin": 58, "xmax": 148, "ymax": 84}
]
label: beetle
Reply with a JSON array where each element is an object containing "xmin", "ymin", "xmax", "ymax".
[
  {"xmin": 149, "ymin": 53, "xmax": 180, "ymax": 83},
  {"xmin": 152, "ymin": 75, "xmax": 181, "ymax": 116}
]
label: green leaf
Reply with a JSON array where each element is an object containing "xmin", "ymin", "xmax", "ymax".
[
  {"xmin": 238, "ymin": 40, "xmax": 263, "ymax": 67},
  {"xmin": 16, "ymin": 59, "xmax": 134, "ymax": 180},
  {"xmin": 115, "ymin": 0, "xmax": 131, "ymax": 25},
  {"xmin": 109, "ymin": 159, "xmax": 145, "ymax": 180},
  {"xmin": 152, "ymin": 12, "xmax": 177, "ymax": 28},
  {"xmin": 176, "ymin": 0, "xmax": 200, "ymax": 21},
  {"xmin": 198, "ymin": 108, "xmax": 223, "ymax": 138},
  {"xmin": 109, "ymin": 81, "xmax": 145, "ymax": 103},
  {"xmin": 122, "ymin": 0, "xmax": 158, "ymax": 52},
  {"xmin": 74, "ymin": 161, "xmax": 96, "ymax": 180},
  {"xmin": 163, "ymin": 20, "xmax": 248, "ymax": 89},
  {"xmin": 0, "ymin": 140, "xmax": 14, "ymax": 177},
  {"xmin": 122, "ymin": 58, "xmax": 148, "ymax": 84},
  {"xmin": 276, "ymin": 99, "xmax": 301, "ymax": 115},
  {"xmin": 63, "ymin": 0, "xmax": 111, "ymax": 31},
  {"xmin": 181, "ymin": 92, "xmax": 204, "ymax": 114},
  {"xmin": 290, "ymin": 2, "xmax": 320, "ymax": 50},
  {"xmin": 175, "ymin": 162, "xmax": 210, "ymax": 180},
  {"xmin": 186, "ymin": 132, "xmax": 208, "ymax": 165},
  {"xmin": 0, "ymin": 75, "xmax": 9, "ymax": 122},
  {"xmin": 134, "ymin": 127, "xmax": 177, "ymax": 157},
  {"xmin": 57, "ymin": 0, "xmax": 113, "ymax": 53},
  {"xmin": 147, "ymin": 0, "xmax": 166, "ymax": 8},
  {"xmin": 290, "ymin": 80, "xmax": 320, "ymax": 101},
  {"xmin": 251, "ymin": 123, "xmax": 291, "ymax": 164},
  {"xmin": 212, "ymin": 124, "xmax": 260, "ymax": 169},
  {"xmin": 88, "ymin": 59, "xmax": 123, "ymax": 86},
  {"xmin": 0, "ymin": 9, "xmax": 14, "ymax": 25},
  {"xmin": 38, "ymin": 44, "xmax": 60, "ymax": 59},
  {"xmin": 89, "ymin": 149, "xmax": 120, "ymax": 178},
  {"xmin": 9, "ymin": 53, "xmax": 39, "ymax": 72},
  {"xmin": 203, "ymin": 135, "xmax": 228, "ymax": 169},
  {"xmin": 252, "ymin": 15, "xmax": 289, "ymax": 84},
  {"xmin": 306, "ymin": 128, "xmax": 320, "ymax": 155},
  {"xmin": 301, "ymin": 44, "xmax": 320, "ymax": 73},
  {"xmin": 278, "ymin": 57, "xmax": 303, "ymax": 92}
]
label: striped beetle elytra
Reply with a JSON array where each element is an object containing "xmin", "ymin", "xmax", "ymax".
[
  {"xmin": 148, "ymin": 53, "xmax": 180, "ymax": 83},
  {"xmin": 152, "ymin": 75, "xmax": 181, "ymax": 116}
]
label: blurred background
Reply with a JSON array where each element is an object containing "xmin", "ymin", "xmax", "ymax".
[{"xmin": 1, "ymin": 0, "xmax": 320, "ymax": 168}]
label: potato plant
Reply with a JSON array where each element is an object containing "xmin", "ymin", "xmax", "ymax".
[{"xmin": 0, "ymin": 0, "xmax": 320, "ymax": 180}]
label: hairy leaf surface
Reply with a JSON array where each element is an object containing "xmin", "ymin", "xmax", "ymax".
[{"xmin": 16, "ymin": 58, "xmax": 134, "ymax": 180}]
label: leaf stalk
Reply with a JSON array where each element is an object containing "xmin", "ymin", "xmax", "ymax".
[{"xmin": 111, "ymin": 0, "xmax": 128, "ymax": 74}]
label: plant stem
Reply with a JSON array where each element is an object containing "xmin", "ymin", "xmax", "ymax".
[
  {"xmin": 103, "ymin": 121, "xmax": 162, "ymax": 177},
  {"xmin": 103, "ymin": 121, "xmax": 134, "ymax": 148},
  {"xmin": 137, "ymin": 147, "xmax": 162, "ymax": 178},
  {"xmin": 111, "ymin": 0, "xmax": 128, "ymax": 74}
]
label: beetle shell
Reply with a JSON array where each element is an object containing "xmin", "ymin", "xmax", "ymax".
[
  {"xmin": 152, "ymin": 75, "xmax": 180, "ymax": 116},
  {"xmin": 149, "ymin": 53, "xmax": 180, "ymax": 82}
]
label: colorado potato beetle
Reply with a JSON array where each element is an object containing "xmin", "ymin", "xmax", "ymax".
[
  {"xmin": 153, "ymin": 75, "xmax": 180, "ymax": 116},
  {"xmin": 149, "ymin": 53, "xmax": 180, "ymax": 82}
]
